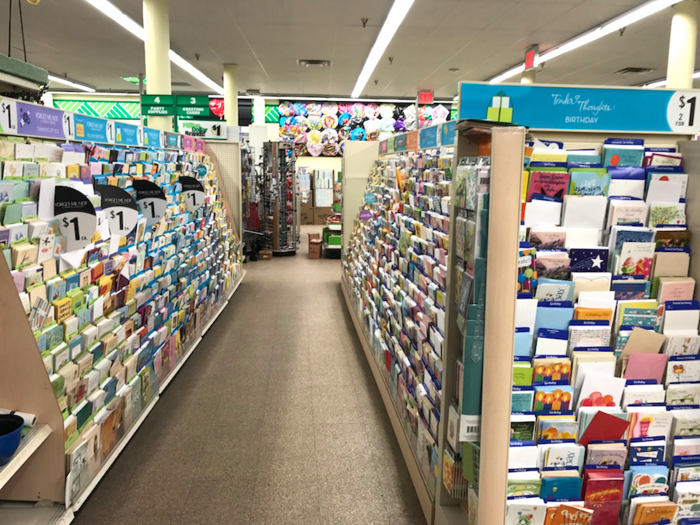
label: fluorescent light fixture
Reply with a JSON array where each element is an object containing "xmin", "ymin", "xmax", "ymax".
[
  {"xmin": 48, "ymin": 74, "xmax": 96, "ymax": 93},
  {"xmin": 644, "ymin": 69, "xmax": 700, "ymax": 88},
  {"xmin": 81, "ymin": 0, "xmax": 223, "ymax": 94},
  {"xmin": 489, "ymin": 0, "xmax": 683, "ymax": 83},
  {"xmin": 169, "ymin": 51, "xmax": 224, "ymax": 95},
  {"xmin": 351, "ymin": 0, "xmax": 415, "ymax": 98}
]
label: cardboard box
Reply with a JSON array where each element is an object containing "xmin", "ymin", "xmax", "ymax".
[
  {"xmin": 309, "ymin": 239, "xmax": 322, "ymax": 259},
  {"xmin": 258, "ymin": 250, "xmax": 273, "ymax": 260},
  {"xmin": 314, "ymin": 207, "xmax": 335, "ymax": 225},
  {"xmin": 300, "ymin": 200, "xmax": 314, "ymax": 225},
  {"xmin": 308, "ymin": 233, "xmax": 320, "ymax": 242}
]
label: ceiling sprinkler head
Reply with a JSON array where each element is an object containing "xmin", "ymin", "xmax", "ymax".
[{"xmin": 361, "ymin": 18, "xmax": 368, "ymax": 28}]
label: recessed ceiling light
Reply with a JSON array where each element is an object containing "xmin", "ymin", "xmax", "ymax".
[
  {"xmin": 449, "ymin": 68, "xmax": 459, "ymax": 73},
  {"xmin": 297, "ymin": 60, "xmax": 332, "ymax": 68},
  {"xmin": 47, "ymin": 74, "xmax": 95, "ymax": 93}
]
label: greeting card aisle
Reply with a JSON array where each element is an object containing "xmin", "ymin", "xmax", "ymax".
[
  {"xmin": 0, "ymin": 97, "xmax": 244, "ymax": 525},
  {"xmin": 341, "ymin": 123, "xmax": 464, "ymax": 525},
  {"xmin": 451, "ymin": 82, "xmax": 700, "ymax": 525}
]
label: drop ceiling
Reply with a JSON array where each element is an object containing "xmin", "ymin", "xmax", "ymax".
[{"xmin": 0, "ymin": 0, "xmax": 696, "ymax": 98}]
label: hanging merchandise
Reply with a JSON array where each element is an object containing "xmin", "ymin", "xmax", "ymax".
[{"xmin": 261, "ymin": 141, "xmax": 299, "ymax": 254}]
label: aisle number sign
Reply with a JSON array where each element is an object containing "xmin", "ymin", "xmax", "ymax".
[
  {"xmin": 141, "ymin": 95, "xmax": 175, "ymax": 116},
  {"xmin": 458, "ymin": 82, "xmax": 700, "ymax": 134},
  {"xmin": 176, "ymin": 95, "xmax": 209, "ymax": 117}
]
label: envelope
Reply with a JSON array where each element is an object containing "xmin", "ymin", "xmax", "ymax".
[
  {"xmin": 562, "ymin": 195, "xmax": 608, "ymax": 230},
  {"xmin": 524, "ymin": 200, "xmax": 562, "ymax": 228},
  {"xmin": 623, "ymin": 353, "xmax": 668, "ymax": 383}
]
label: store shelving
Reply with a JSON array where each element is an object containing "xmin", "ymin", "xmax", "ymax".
[
  {"xmin": 263, "ymin": 141, "xmax": 299, "ymax": 254},
  {"xmin": 0, "ymin": 425, "xmax": 52, "ymax": 492}
]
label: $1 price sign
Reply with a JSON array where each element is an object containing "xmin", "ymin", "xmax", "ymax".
[
  {"xmin": 668, "ymin": 91, "xmax": 699, "ymax": 132},
  {"xmin": 178, "ymin": 176, "xmax": 205, "ymax": 212},
  {"xmin": 96, "ymin": 185, "xmax": 139, "ymax": 237},
  {"xmin": 54, "ymin": 186, "xmax": 97, "ymax": 252},
  {"xmin": 132, "ymin": 180, "xmax": 167, "ymax": 226}
]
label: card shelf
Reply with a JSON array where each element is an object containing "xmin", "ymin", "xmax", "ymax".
[{"xmin": 0, "ymin": 425, "xmax": 52, "ymax": 492}]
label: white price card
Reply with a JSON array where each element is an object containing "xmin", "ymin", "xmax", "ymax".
[{"xmin": 54, "ymin": 186, "xmax": 97, "ymax": 252}]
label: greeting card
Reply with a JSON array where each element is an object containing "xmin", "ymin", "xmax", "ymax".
[
  {"xmin": 528, "ymin": 171, "xmax": 570, "ymax": 201},
  {"xmin": 618, "ymin": 242, "xmax": 655, "ymax": 279}
]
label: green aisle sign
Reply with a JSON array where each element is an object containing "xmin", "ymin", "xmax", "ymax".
[
  {"xmin": 177, "ymin": 106, "xmax": 209, "ymax": 117},
  {"xmin": 176, "ymin": 95, "xmax": 209, "ymax": 107},
  {"xmin": 142, "ymin": 94, "xmax": 175, "ymax": 116}
]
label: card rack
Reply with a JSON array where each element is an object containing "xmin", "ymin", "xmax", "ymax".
[{"xmin": 262, "ymin": 141, "xmax": 298, "ymax": 255}]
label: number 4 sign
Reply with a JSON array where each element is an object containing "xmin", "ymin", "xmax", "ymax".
[
  {"xmin": 132, "ymin": 180, "xmax": 167, "ymax": 226},
  {"xmin": 54, "ymin": 186, "xmax": 97, "ymax": 252}
]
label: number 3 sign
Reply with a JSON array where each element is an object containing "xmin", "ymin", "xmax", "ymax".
[{"xmin": 133, "ymin": 180, "xmax": 167, "ymax": 226}]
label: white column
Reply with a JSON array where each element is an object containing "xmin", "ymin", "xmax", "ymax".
[
  {"xmin": 521, "ymin": 69, "xmax": 536, "ymax": 84},
  {"xmin": 143, "ymin": 0, "xmax": 172, "ymax": 131},
  {"xmin": 224, "ymin": 64, "xmax": 239, "ymax": 127},
  {"xmin": 253, "ymin": 96, "xmax": 265, "ymax": 125},
  {"xmin": 667, "ymin": 0, "xmax": 699, "ymax": 89}
]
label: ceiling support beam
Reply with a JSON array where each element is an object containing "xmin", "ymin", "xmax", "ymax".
[{"xmin": 224, "ymin": 64, "xmax": 239, "ymax": 127}]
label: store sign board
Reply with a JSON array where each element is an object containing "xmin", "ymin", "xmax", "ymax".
[
  {"xmin": 141, "ymin": 94, "xmax": 174, "ymax": 106},
  {"xmin": 195, "ymin": 139, "xmax": 206, "ymax": 153},
  {"xmin": 144, "ymin": 105, "xmax": 175, "ymax": 116},
  {"xmin": 178, "ymin": 119, "xmax": 227, "ymax": 140},
  {"xmin": 16, "ymin": 102, "xmax": 66, "ymax": 140},
  {"xmin": 420, "ymin": 126, "xmax": 439, "ymax": 149},
  {"xmin": 406, "ymin": 131, "xmax": 418, "ymax": 151},
  {"xmin": 379, "ymin": 140, "xmax": 388, "ymax": 155},
  {"xmin": 143, "ymin": 127, "xmax": 163, "ymax": 148},
  {"xmin": 74, "ymin": 114, "xmax": 113, "ymax": 144},
  {"xmin": 441, "ymin": 120, "xmax": 456, "ymax": 147},
  {"xmin": 115, "ymin": 122, "xmax": 140, "ymax": 146},
  {"xmin": 0, "ymin": 97, "xmax": 19, "ymax": 135},
  {"xmin": 176, "ymin": 95, "xmax": 209, "ymax": 107},
  {"xmin": 177, "ymin": 106, "xmax": 209, "ymax": 117},
  {"xmin": 164, "ymin": 132, "xmax": 181, "ymax": 149},
  {"xmin": 183, "ymin": 135, "xmax": 195, "ymax": 152},
  {"xmin": 394, "ymin": 134, "xmax": 407, "ymax": 152},
  {"xmin": 387, "ymin": 137, "xmax": 395, "ymax": 154},
  {"xmin": 459, "ymin": 82, "xmax": 700, "ymax": 134}
]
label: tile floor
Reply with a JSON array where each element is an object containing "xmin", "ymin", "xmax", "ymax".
[{"xmin": 73, "ymin": 227, "xmax": 425, "ymax": 525}]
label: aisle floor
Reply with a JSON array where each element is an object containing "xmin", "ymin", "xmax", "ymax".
[{"xmin": 74, "ymin": 227, "xmax": 425, "ymax": 525}]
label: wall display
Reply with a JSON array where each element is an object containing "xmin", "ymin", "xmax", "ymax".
[
  {"xmin": 0, "ymin": 96, "xmax": 243, "ymax": 514},
  {"xmin": 276, "ymin": 100, "xmax": 454, "ymax": 157}
]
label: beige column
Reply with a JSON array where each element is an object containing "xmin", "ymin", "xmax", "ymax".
[
  {"xmin": 521, "ymin": 69, "xmax": 536, "ymax": 84},
  {"xmin": 667, "ymin": 0, "xmax": 699, "ymax": 89},
  {"xmin": 224, "ymin": 64, "xmax": 239, "ymax": 127},
  {"xmin": 143, "ymin": 0, "xmax": 172, "ymax": 131}
]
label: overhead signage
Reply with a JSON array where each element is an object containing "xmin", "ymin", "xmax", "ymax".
[
  {"xmin": 143, "ymin": 127, "xmax": 163, "ymax": 149},
  {"xmin": 73, "ymin": 114, "xmax": 113, "ymax": 144},
  {"xmin": 178, "ymin": 119, "xmax": 227, "ymax": 140},
  {"xmin": 406, "ymin": 131, "xmax": 418, "ymax": 151},
  {"xmin": 16, "ymin": 102, "xmax": 66, "ymax": 140},
  {"xmin": 524, "ymin": 45, "xmax": 539, "ymax": 71},
  {"xmin": 418, "ymin": 91, "xmax": 434, "ymax": 104},
  {"xmin": 114, "ymin": 122, "xmax": 141, "ymax": 146},
  {"xmin": 394, "ymin": 134, "xmax": 407, "ymax": 152},
  {"xmin": 54, "ymin": 186, "xmax": 97, "ymax": 252},
  {"xmin": 176, "ymin": 96, "xmax": 210, "ymax": 117},
  {"xmin": 95, "ymin": 185, "xmax": 139, "ymax": 237},
  {"xmin": 0, "ymin": 97, "xmax": 18, "ymax": 135},
  {"xmin": 141, "ymin": 94, "xmax": 175, "ymax": 117},
  {"xmin": 420, "ymin": 125, "xmax": 439, "ymax": 150},
  {"xmin": 458, "ymin": 82, "xmax": 700, "ymax": 134},
  {"xmin": 441, "ymin": 120, "xmax": 456, "ymax": 147},
  {"xmin": 164, "ymin": 132, "xmax": 181, "ymax": 149}
]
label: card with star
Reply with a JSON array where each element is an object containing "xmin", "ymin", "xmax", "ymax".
[{"xmin": 569, "ymin": 247, "xmax": 609, "ymax": 273}]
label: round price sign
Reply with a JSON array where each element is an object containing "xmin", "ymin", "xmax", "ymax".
[
  {"xmin": 667, "ymin": 91, "xmax": 699, "ymax": 133},
  {"xmin": 54, "ymin": 186, "xmax": 97, "ymax": 252},
  {"xmin": 133, "ymin": 180, "xmax": 167, "ymax": 227},
  {"xmin": 179, "ymin": 176, "xmax": 205, "ymax": 212},
  {"xmin": 195, "ymin": 164, "xmax": 208, "ymax": 177},
  {"xmin": 96, "ymin": 185, "xmax": 139, "ymax": 237}
]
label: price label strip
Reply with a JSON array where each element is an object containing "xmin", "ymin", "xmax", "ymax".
[
  {"xmin": 178, "ymin": 176, "xmax": 205, "ymax": 212},
  {"xmin": 132, "ymin": 180, "xmax": 167, "ymax": 227},
  {"xmin": 96, "ymin": 185, "xmax": 139, "ymax": 237},
  {"xmin": 54, "ymin": 186, "xmax": 97, "ymax": 252}
]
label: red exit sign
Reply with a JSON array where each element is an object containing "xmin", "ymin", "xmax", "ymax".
[
  {"xmin": 418, "ymin": 91, "xmax": 434, "ymax": 104},
  {"xmin": 524, "ymin": 45, "xmax": 539, "ymax": 71}
]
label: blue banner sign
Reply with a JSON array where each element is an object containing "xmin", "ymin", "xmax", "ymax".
[
  {"xmin": 394, "ymin": 134, "xmax": 407, "ymax": 152},
  {"xmin": 115, "ymin": 122, "xmax": 140, "ymax": 146},
  {"xmin": 165, "ymin": 131, "xmax": 181, "ymax": 149},
  {"xmin": 441, "ymin": 120, "xmax": 456, "ymax": 146},
  {"xmin": 458, "ymin": 82, "xmax": 700, "ymax": 134},
  {"xmin": 420, "ymin": 125, "xmax": 439, "ymax": 149},
  {"xmin": 143, "ymin": 127, "xmax": 163, "ymax": 148},
  {"xmin": 74, "ymin": 114, "xmax": 113, "ymax": 143}
]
